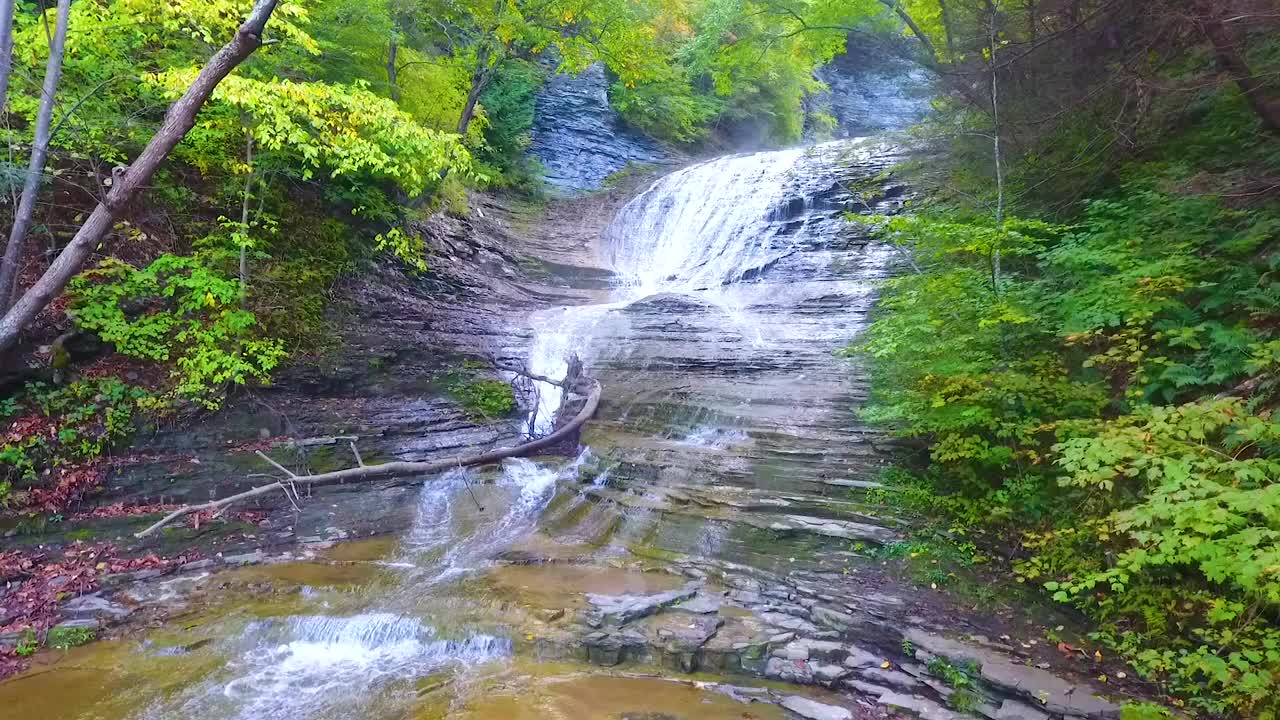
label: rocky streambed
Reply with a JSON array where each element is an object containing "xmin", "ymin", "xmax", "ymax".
[{"xmin": 0, "ymin": 140, "xmax": 1149, "ymax": 720}]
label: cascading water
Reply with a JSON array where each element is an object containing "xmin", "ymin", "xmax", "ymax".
[
  {"xmin": 21, "ymin": 137, "xmax": 906, "ymax": 720},
  {"xmin": 128, "ymin": 455, "xmax": 571, "ymax": 720},
  {"xmin": 607, "ymin": 148, "xmax": 808, "ymax": 296},
  {"xmin": 523, "ymin": 140, "xmax": 877, "ymax": 428}
]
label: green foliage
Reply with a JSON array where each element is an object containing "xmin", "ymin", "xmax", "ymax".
[
  {"xmin": 448, "ymin": 376, "xmax": 517, "ymax": 421},
  {"xmin": 47, "ymin": 625, "xmax": 96, "ymax": 650},
  {"xmin": 14, "ymin": 630, "xmax": 38, "ymax": 657},
  {"xmin": 0, "ymin": 378, "xmax": 151, "ymax": 509},
  {"xmin": 153, "ymin": 71, "xmax": 477, "ymax": 197},
  {"xmin": 856, "ymin": 101, "xmax": 1280, "ymax": 716},
  {"xmin": 373, "ymin": 228, "xmax": 429, "ymax": 273},
  {"xmin": 611, "ymin": 66, "xmax": 721, "ymax": 144},
  {"xmin": 69, "ymin": 256, "xmax": 285, "ymax": 409},
  {"xmin": 477, "ymin": 60, "xmax": 546, "ymax": 185}
]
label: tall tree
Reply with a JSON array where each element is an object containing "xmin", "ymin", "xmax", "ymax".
[
  {"xmin": 0, "ymin": 0, "xmax": 71, "ymax": 310},
  {"xmin": 422, "ymin": 0, "xmax": 662, "ymax": 135},
  {"xmin": 0, "ymin": 0, "xmax": 285, "ymax": 353},
  {"xmin": 0, "ymin": 0, "xmax": 14, "ymax": 114}
]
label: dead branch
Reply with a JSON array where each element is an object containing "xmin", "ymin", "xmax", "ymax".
[{"xmin": 134, "ymin": 380, "xmax": 603, "ymax": 538}]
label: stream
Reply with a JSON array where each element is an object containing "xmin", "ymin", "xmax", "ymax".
[{"xmin": 0, "ymin": 139, "xmax": 1126, "ymax": 720}]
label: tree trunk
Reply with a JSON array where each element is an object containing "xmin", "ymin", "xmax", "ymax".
[
  {"xmin": 456, "ymin": 45, "xmax": 492, "ymax": 135},
  {"xmin": 1196, "ymin": 2, "xmax": 1280, "ymax": 135},
  {"xmin": 0, "ymin": 0, "xmax": 16, "ymax": 112},
  {"xmin": 987, "ymin": 2, "xmax": 1004, "ymax": 294},
  {"xmin": 0, "ymin": 0, "xmax": 71, "ymax": 311},
  {"xmin": 937, "ymin": 0, "xmax": 956, "ymax": 57},
  {"xmin": 0, "ymin": 0, "xmax": 282, "ymax": 354},
  {"xmin": 387, "ymin": 35, "xmax": 399, "ymax": 102},
  {"xmin": 239, "ymin": 129, "xmax": 254, "ymax": 297}
]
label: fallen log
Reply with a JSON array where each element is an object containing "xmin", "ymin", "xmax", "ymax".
[{"xmin": 134, "ymin": 381, "xmax": 602, "ymax": 538}]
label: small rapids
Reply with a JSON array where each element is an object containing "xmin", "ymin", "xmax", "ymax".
[
  {"xmin": 127, "ymin": 457, "xmax": 570, "ymax": 720},
  {"xmin": 146, "ymin": 614, "xmax": 507, "ymax": 720}
]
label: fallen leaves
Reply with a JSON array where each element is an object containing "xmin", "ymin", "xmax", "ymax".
[{"xmin": 0, "ymin": 542, "xmax": 200, "ymax": 680}]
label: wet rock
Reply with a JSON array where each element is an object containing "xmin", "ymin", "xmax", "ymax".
[
  {"xmin": 536, "ymin": 608, "xmax": 566, "ymax": 623},
  {"xmin": 771, "ymin": 637, "xmax": 846, "ymax": 662},
  {"xmin": 779, "ymin": 695, "xmax": 853, "ymax": 720},
  {"xmin": 60, "ymin": 592, "xmax": 132, "ymax": 622},
  {"xmin": 876, "ymin": 691, "xmax": 961, "ymax": 720},
  {"xmin": 843, "ymin": 645, "xmax": 881, "ymax": 669},
  {"xmin": 760, "ymin": 514, "xmax": 899, "ymax": 544},
  {"xmin": 811, "ymin": 605, "xmax": 856, "ymax": 631},
  {"xmin": 905, "ymin": 629, "xmax": 1121, "ymax": 719},
  {"xmin": 812, "ymin": 662, "xmax": 851, "ymax": 683},
  {"xmin": 583, "ymin": 629, "xmax": 648, "ymax": 666},
  {"xmin": 858, "ymin": 666, "xmax": 925, "ymax": 690},
  {"xmin": 673, "ymin": 593, "xmax": 722, "ymax": 614},
  {"xmin": 585, "ymin": 582, "xmax": 699, "ymax": 626},
  {"xmin": 995, "ymin": 699, "xmax": 1051, "ymax": 720},
  {"xmin": 644, "ymin": 612, "xmax": 724, "ymax": 672},
  {"xmin": 51, "ymin": 618, "xmax": 101, "ymax": 633},
  {"xmin": 221, "ymin": 550, "xmax": 266, "ymax": 566},
  {"xmin": 758, "ymin": 611, "xmax": 819, "ymax": 634},
  {"xmin": 808, "ymin": 41, "xmax": 930, "ymax": 137},
  {"xmin": 765, "ymin": 656, "xmax": 814, "ymax": 684}
]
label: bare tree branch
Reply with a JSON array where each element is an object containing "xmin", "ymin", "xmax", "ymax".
[{"xmin": 134, "ymin": 380, "xmax": 603, "ymax": 538}]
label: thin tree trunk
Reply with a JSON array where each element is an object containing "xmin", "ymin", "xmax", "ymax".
[
  {"xmin": 0, "ymin": 0, "xmax": 281, "ymax": 354},
  {"xmin": 456, "ymin": 45, "xmax": 491, "ymax": 135},
  {"xmin": 0, "ymin": 0, "xmax": 71, "ymax": 310},
  {"xmin": 1196, "ymin": 1, "xmax": 1280, "ymax": 135},
  {"xmin": 988, "ymin": 2, "xmax": 1004, "ymax": 293},
  {"xmin": 937, "ymin": 0, "xmax": 956, "ymax": 58},
  {"xmin": 387, "ymin": 35, "xmax": 399, "ymax": 102},
  {"xmin": 0, "ymin": 0, "xmax": 16, "ymax": 112},
  {"xmin": 239, "ymin": 129, "xmax": 253, "ymax": 297}
]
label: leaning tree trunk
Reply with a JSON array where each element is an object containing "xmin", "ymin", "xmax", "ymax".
[
  {"xmin": 456, "ymin": 45, "xmax": 492, "ymax": 135},
  {"xmin": 0, "ymin": 0, "xmax": 71, "ymax": 310},
  {"xmin": 1196, "ymin": 1, "xmax": 1280, "ymax": 135},
  {"xmin": 0, "ymin": 0, "xmax": 282, "ymax": 354}
]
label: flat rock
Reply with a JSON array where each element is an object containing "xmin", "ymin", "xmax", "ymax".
[
  {"xmin": 996, "ymin": 699, "xmax": 1051, "ymax": 720},
  {"xmin": 779, "ymin": 695, "xmax": 853, "ymax": 720},
  {"xmin": 811, "ymin": 605, "xmax": 856, "ymax": 631},
  {"xmin": 844, "ymin": 644, "xmax": 881, "ymax": 669},
  {"xmin": 60, "ymin": 593, "xmax": 132, "ymax": 622},
  {"xmin": 758, "ymin": 611, "xmax": 819, "ymax": 633},
  {"xmin": 905, "ymin": 629, "xmax": 1121, "ymax": 719},
  {"xmin": 760, "ymin": 514, "xmax": 899, "ymax": 544},
  {"xmin": 877, "ymin": 691, "xmax": 961, "ymax": 720},
  {"xmin": 859, "ymin": 666, "xmax": 925, "ymax": 690},
  {"xmin": 586, "ymin": 582, "xmax": 699, "ymax": 626},
  {"xmin": 674, "ymin": 593, "xmax": 722, "ymax": 614}
]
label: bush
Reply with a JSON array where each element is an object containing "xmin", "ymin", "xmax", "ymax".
[{"xmin": 68, "ymin": 255, "xmax": 285, "ymax": 410}]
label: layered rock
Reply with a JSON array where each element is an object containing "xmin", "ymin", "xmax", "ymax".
[{"xmin": 528, "ymin": 63, "xmax": 670, "ymax": 194}]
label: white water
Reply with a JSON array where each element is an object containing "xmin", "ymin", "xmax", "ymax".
[
  {"xmin": 524, "ymin": 145, "xmax": 835, "ymax": 428},
  {"xmin": 136, "ymin": 456, "xmax": 570, "ymax": 720},
  {"xmin": 607, "ymin": 147, "xmax": 807, "ymax": 297}
]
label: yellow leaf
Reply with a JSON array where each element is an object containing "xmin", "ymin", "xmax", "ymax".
[{"xmin": 880, "ymin": 661, "xmax": 891, "ymax": 669}]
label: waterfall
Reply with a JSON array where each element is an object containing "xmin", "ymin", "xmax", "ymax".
[
  {"xmin": 524, "ymin": 142, "xmax": 856, "ymax": 427},
  {"xmin": 606, "ymin": 147, "xmax": 807, "ymax": 296}
]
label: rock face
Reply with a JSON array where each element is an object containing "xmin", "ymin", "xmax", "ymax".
[
  {"xmin": 810, "ymin": 41, "xmax": 931, "ymax": 137},
  {"xmin": 528, "ymin": 62, "xmax": 670, "ymax": 194}
]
